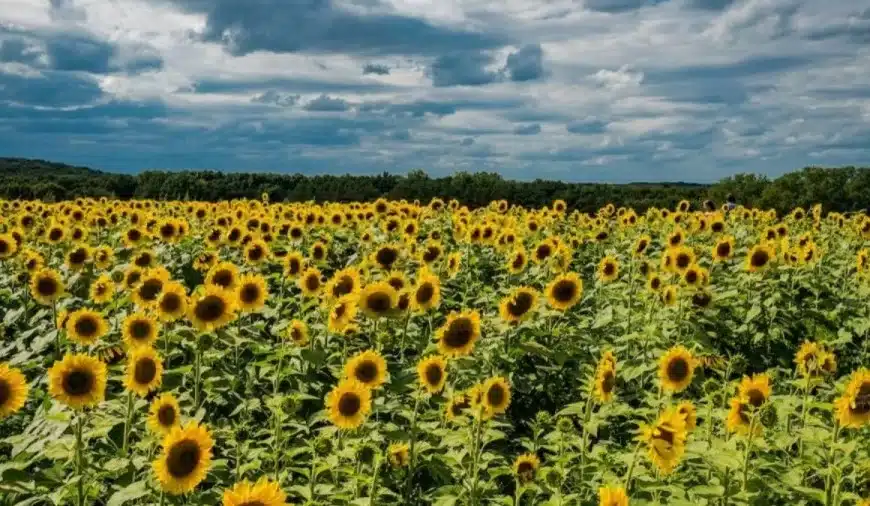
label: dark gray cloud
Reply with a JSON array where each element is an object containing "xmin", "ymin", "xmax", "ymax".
[
  {"xmin": 460, "ymin": 137, "xmax": 475, "ymax": 146},
  {"xmin": 0, "ymin": 71, "xmax": 103, "ymax": 107},
  {"xmin": 303, "ymin": 94, "xmax": 351, "ymax": 112},
  {"xmin": 362, "ymin": 63, "xmax": 390, "ymax": 75},
  {"xmin": 583, "ymin": 0, "xmax": 647, "ymax": 13},
  {"xmin": 190, "ymin": 76, "xmax": 396, "ymax": 94},
  {"xmin": 251, "ymin": 90, "xmax": 301, "ymax": 106},
  {"xmin": 428, "ymin": 51, "xmax": 499, "ymax": 87},
  {"xmin": 566, "ymin": 119, "xmax": 608, "ymax": 134},
  {"xmin": 505, "ymin": 44, "xmax": 544, "ymax": 82},
  {"xmin": 514, "ymin": 123, "xmax": 542, "ymax": 135}
]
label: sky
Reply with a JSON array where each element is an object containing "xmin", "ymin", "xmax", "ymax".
[{"xmin": 0, "ymin": 0, "xmax": 868, "ymax": 182}]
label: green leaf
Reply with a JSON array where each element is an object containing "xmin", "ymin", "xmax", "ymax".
[{"xmin": 106, "ymin": 481, "xmax": 150, "ymax": 506}]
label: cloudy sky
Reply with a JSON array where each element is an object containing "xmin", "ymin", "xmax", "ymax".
[{"xmin": 0, "ymin": 0, "xmax": 868, "ymax": 182}]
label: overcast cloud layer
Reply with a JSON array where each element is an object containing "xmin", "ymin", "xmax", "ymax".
[{"xmin": 0, "ymin": 0, "xmax": 868, "ymax": 182}]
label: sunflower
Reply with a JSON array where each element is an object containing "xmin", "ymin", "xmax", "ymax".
[
  {"xmin": 344, "ymin": 350, "xmax": 387, "ymax": 389},
  {"xmin": 647, "ymin": 274, "xmax": 663, "ymax": 292},
  {"xmin": 132, "ymin": 267, "xmax": 170, "ymax": 307},
  {"xmin": 436, "ymin": 310, "xmax": 481, "ymax": 358},
  {"xmin": 325, "ymin": 267, "xmax": 361, "ymax": 300},
  {"xmin": 498, "ymin": 287, "xmax": 538, "ymax": 324},
  {"xmin": 658, "ymin": 346, "xmax": 696, "ymax": 393},
  {"xmin": 667, "ymin": 245, "xmax": 695, "ymax": 273},
  {"xmin": 44, "ymin": 222, "xmax": 66, "ymax": 244},
  {"xmin": 597, "ymin": 255, "xmax": 620, "ymax": 283},
  {"xmin": 236, "ymin": 273, "xmax": 269, "ymax": 312},
  {"xmin": 89, "ymin": 274, "xmax": 115, "ymax": 304},
  {"xmin": 188, "ymin": 286, "xmax": 237, "ymax": 332},
  {"xmin": 633, "ymin": 235, "xmax": 651, "ymax": 256},
  {"xmin": 514, "ymin": 453, "xmax": 540, "ymax": 484},
  {"xmin": 794, "ymin": 341, "xmax": 837, "ymax": 378},
  {"xmin": 244, "ymin": 239, "xmax": 270, "ymax": 264},
  {"xmin": 207, "ymin": 262, "xmax": 240, "ymax": 290},
  {"xmin": 676, "ymin": 401, "xmax": 697, "ymax": 432},
  {"xmin": 660, "ymin": 285, "xmax": 679, "ymax": 306},
  {"xmin": 30, "ymin": 268, "xmax": 64, "ymax": 305},
  {"xmin": 124, "ymin": 347, "xmax": 164, "ymax": 397},
  {"xmin": 598, "ymin": 485, "xmax": 629, "ymax": 506},
  {"xmin": 507, "ymin": 249, "xmax": 528, "ymax": 274},
  {"xmin": 745, "ymin": 244, "xmax": 775, "ymax": 272},
  {"xmin": 326, "ymin": 379, "xmax": 372, "ymax": 429},
  {"xmin": 66, "ymin": 308, "xmax": 109, "ymax": 345},
  {"xmin": 47, "ymin": 353, "xmax": 108, "ymax": 409},
  {"xmin": 123, "ymin": 266, "xmax": 144, "ymax": 291},
  {"xmin": 193, "ymin": 251, "xmax": 218, "ymax": 272},
  {"xmin": 358, "ymin": 281, "xmax": 398, "ymax": 318},
  {"xmin": 297, "ymin": 266, "xmax": 323, "ymax": 297},
  {"xmin": 691, "ymin": 289, "xmax": 713, "ymax": 308},
  {"xmin": 121, "ymin": 312, "xmax": 160, "ymax": 349},
  {"xmin": 446, "ymin": 252, "xmax": 462, "ymax": 278},
  {"xmin": 419, "ymin": 241, "xmax": 443, "ymax": 265},
  {"xmin": 286, "ymin": 319, "xmax": 309, "ymax": 346},
  {"xmin": 388, "ymin": 443, "xmax": 410, "ymax": 468},
  {"xmin": 309, "ymin": 240, "xmax": 328, "ymax": 264},
  {"xmin": 416, "ymin": 355, "xmax": 447, "ymax": 394},
  {"xmin": 371, "ymin": 244, "xmax": 401, "ymax": 270},
  {"xmin": 834, "ymin": 369, "xmax": 870, "ymax": 429},
  {"xmin": 93, "ymin": 246, "xmax": 114, "ymax": 270},
  {"xmin": 328, "ymin": 295, "xmax": 358, "ymax": 334},
  {"xmin": 682, "ymin": 264, "xmax": 704, "ymax": 287},
  {"xmin": 148, "ymin": 393, "xmax": 181, "ymax": 435},
  {"xmin": 737, "ymin": 373, "xmax": 771, "ymax": 410},
  {"xmin": 0, "ymin": 363, "xmax": 28, "ymax": 419},
  {"xmin": 411, "ymin": 270, "xmax": 441, "ymax": 313},
  {"xmin": 726, "ymin": 397, "xmax": 758, "ymax": 435},
  {"xmin": 667, "ymin": 227, "xmax": 685, "ymax": 248},
  {"xmin": 156, "ymin": 281, "xmax": 188, "ymax": 322},
  {"xmin": 123, "ymin": 227, "xmax": 147, "ymax": 248},
  {"xmin": 594, "ymin": 359, "xmax": 616, "ymax": 403},
  {"xmin": 639, "ymin": 406, "xmax": 688, "ymax": 475},
  {"xmin": 0, "ymin": 233, "xmax": 19, "ymax": 260},
  {"xmin": 132, "ymin": 249, "xmax": 156, "ymax": 269},
  {"xmin": 222, "ymin": 477, "xmax": 288, "ymax": 506},
  {"xmin": 482, "ymin": 376, "xmax": 511, "ymax": 416},
  {"xmin": 545, "ymin": 272, "xmax": 583, "ymax": 311},
  {"xmin": 445, "ymin": 394, "xmax": 471, "ymax": 421},
  {"xmin": 153, "ymin": 422, "xmax": 214, "ymax": 495}
]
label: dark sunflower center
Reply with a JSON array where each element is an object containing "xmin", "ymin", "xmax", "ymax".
[
  {"xmin": 228, "ymin": 229, "xmax": 241, "ymax": 242},
  {"xmin": 655, "ymin": 426, "xmax": 675, "ymax": 446},
  {"xmin": 160, "ymin": 224, "xmax": 175, "ymax": 238},
  {"xmin": 304, "ymin": 275, "xmax": 320, "ymax": 292},
  {"xmin": 212, "ymin": 270, "xmax": 233, "ymax": 288},
  {"xmin": 127, "ymin": 229, "xmax": 141, "ymax": 242},
  {"xmin": 443, "ymin": 318, "xmax": 474, "ymax": 348},
  {"xmin": 157, "ymin": 405, "xmax": 176, "ymax": 426},
  {"xmin": 675, "ymin": 253, "xmax": 691, "ymax": 269},
  {"xmin": 486, "ymin": 384, "xmax": 506, "ymax": 407},
  {"xmin": 750, "ymin": 250, "xmax": 770, "ymax": 267},
  {"xmin": 194, "ymin": 295, "xmax": 226, "ymax": 322},
  {"xmin": 507, "ymin": 292, "xmax": 534, "ymax": 317},
  {"xmin": 602, "ymin": 370, "xmax": 615, "ymax": 393},
  {"xmin": 551, "ymin": 280, "xmax": 577, "ymax": 303},
  {"xmin": 354, "ymin": 360, "xmax": 379, "ymax": 384},
  {"xmin": 134, "ymin": 358, "xmax": 158, "ymax": 384},
  {"xmin": 160, "ymin": 293, "xmax": 182, "ymax": 312},
  {"xmin": 517, "ymin": 461, "xmax": 533, "ymax": 474},
  {"xmin": 747, "ymin": 388, "xmax": 765, "ymax": 408},
  {"xmin": 313, "ymin": 246, "xmax": 325, "ymax": 260},
  {"xmin": 240, "ymin": 284, "xmax": 260, "ymax": 304},
  {"xmin": 651, "ymin": 278, "xmax": 661, "ymax": 290},
  {"xmin": 603, "ymin": 262, "xmax": 615, "ymax": 276},
  {"xmin": 0, "ymin": 379, "xmax": 10, "ymax": 406},
  {"xmin": 415, "ymin": 283, "xmax": 435, "ymax": 304},
  {"xmin": 0, "ymin": 241, "xmax": 9, "ymax": 254},
  {"xmin": 334, "ymin": 303, "xmax": 347, "ymax": 319},
  {"xmin": 130, "ymin": 320, "xmax": 152, "ymax": 340},
  {"xmin": 36, "ymin": 277, "xmax": 59, "ymax": 296},
  {"xmin": 424, "ymin": 364, "xmax": 443, "ymax": 386},
  {"xmin": 423, "ymin": 247, "xmax": 440, "ymax": 262},
  {"xmin": 248, "ymin": 246, "xmax": 264, "ymax": 261},
  {"xmin": 669, "ymin": 235, "xmax": 681, "ymax": 246},
  {"xmin": 536, "ymin": 244, "xmax": 552, "ymax": 260},
  {"xmin": 69, "ymin": 249, "xmax": 87, "ymax": 265},
  {"xmin": 139, "ymin": 279, "xmax": 163, "ymax": 301},
  {"xmin": 126, "ymin": 272, "xmax": 142, "ymax": 287},
  {"xmin": 338, "ymin": 392, "xmax": 361, "ymax": 416},
  {"xmin": 365, "ymin": 292, "xmax": 392, "ymax": 313},
  {"xmin": 287, "ymin": 259, "xmax": 301, "ymax": 275},
  {"xmin": 717, "ymin": 243, "xmax": 731, "ymax": 257},
  {"xmin": 451, "ymin": 398, "xmax": 469, "ymax": 416},
  {"xmin": 712, "ymin": 222, "xmax": 724, "ymax": 233},
  {"xmin": 685, "ymin": 271, "xmax": 698, "ymax": 284},
  {"xmin": 692, "ymin": 292, "xmax": 711, "ymax": 307},
  {"xmin": 290, "ymin": 228, "xmax": 303, "ymax": 239},
  {"xmin": 636, "ymin": 241, "xmax": 648, "ymax": 253},
  {"xmin": 63, "ymin": 369, "xmax": 94, "ymax": 396},
  {"xmin": 852, "ymin": 383, "xmax": 870, "ymax": 415},
  {"xmin": 166, "ymin": 440, "xmax": 201, "ymax": 478},
  {"xmin": 376, "ymin": 248, "xmax": 398, "ymax": 268},
  {"xmin": 74, "ymin": 316, "xmax": 99, "ymax": 337},
  {"xmin": 666, "ymin": 358, "xmax": 689, "ymax": 382},
  {"xmin": 512, "ymin": 255, "xmax": 525, "ymax": 270},
  {"xmin": 49, "ymin": 229, "xmax": 63, "ymax": 241},
  {"xmin": 333, "ymin": 276, "xmax": 354, "ymax": 297}
]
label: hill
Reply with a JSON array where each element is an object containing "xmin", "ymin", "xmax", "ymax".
[{"xmin": 0, "ymin": 158, "xmax": 107, "ymax": 177}]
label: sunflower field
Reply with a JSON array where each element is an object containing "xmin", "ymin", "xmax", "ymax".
[{"xmin": 0, "ymin": 196, "xmax": 868, "ymax": 506}]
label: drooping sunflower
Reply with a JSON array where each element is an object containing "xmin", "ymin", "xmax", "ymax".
[
  {"xmin": 594, "ymin": 357, "xmax": 616, "ymax": 403},
  {"xmin": 388, "ymin": 443, "xmax": 410, "ymax": 468},
  {"xmin": 498, "ymin": 286, "xmax": 538, "ymax": 324},
  {"xmin": 835, "ymin": 369, "xmax": 870, "ymax": 429},
  {"xmin": 148, "ymin": 393, "xmax": 181, "ymax": 435},
  {"xmin": 411, "ymin": 270, "xmax": 441, "ymax": 313},
  {"xmin": 222, "ymin": 477, "xmax": 288, "ymax": 506},
  {"xmin": 30, "ymin": 268, "xmax": 64, "ymax": 305},
  {"xmin": 597, "ymin": 255, "xmax": 620, "ymax": 283},
  {"xmin": 633, "ymin": 235, "xmax": 651, "ymax": 257},
  {"xmin": 188, "ymin": 286, "xmax": 237, "ymax": 332},
  {"xmin": 325, "ymin": 267, "xmax": 361, "ymax": 300},
  {"xmin": 0, "ymin": 363, "xmax": 29, "ymax": 419},
  {"xmin": 153, "ymin": 422, "xmax": 214, "ymax": 495},
  {"xmin": 676, "ymin": 401, "xmax": 697, "ymax": 432},
  {"xmin": 658, "ymin": 346, "xmax": 696, "ymax": 393},
  {"xmin": 436, "ymin": 310, "xmax": 481, "ymax": 358},
  {"xmin": 286, "ymin": 319, "xmax": 309, "ymax": 346},
  {"xmin": 297, "ymin": 266, "xmax": 323, "ymax": 297},
  {"xmin": 726, "ymin": 396, "xmax": 758, "ymax": 435},
  {"xmin": 445, "ymin": 393, "xmax": 471, "ymax": 421},
  {"xmin": 639, "ymin": 406, "xmax": 688, "ymax": 475},
  {"xmin": 156, "ymin": 281, "xmax": 188, "ymax": 322},
  {"xmin": 514, "ymin": 453, "xmax": 540, "ymax": 484},
  {"xmin": 235, "ymin": 273, "xmax": 269, "ymax": 312},
  {"xmin": 206, "ymin": 262, "xmax": 239, "ymax": 291},
  {"xmin": 598, "ymin": 484, "xmax": 629, "ymax": 506},
  {"xmin": 482, "ymin": 376, "xmax": 511, "ymax": 416},
  {"xmin": 124, "ymin": 347, "xmax": 164, "ymax": 397},
  {"xmin": 66, "ymin": 308, "xmax": 109, "ymax": 345},
  {"xmin": 358, "ymin": 281, "xmax": 398, "ymax": 319},
  {"xmin": 328, "ymin": 295, "xmax": 358, "ymax": 334},
  {"xmin": 545, "ymin": 272, "xmax": 583, "ymax": 311},
  {"xmin": 344, "ymin": 350, "xmax": 387, "ymax": 389},
  {"xmin": 89, "ymin": 274, "xmax": 116, "ymax": 304},
  {"xmin": 745, "ymin": 244, "xmax": 775, "ymax": 272},
  {"xmin": 47, "ymin": 353, "xmax": 108, "ymax": 409},
  {"xmin": 416, "ymin": 355, "xmax": 447, "ymax": 394},
  {"xmin": 132, "ymin": 267, "xmax": 170, "ymax": 308},
  {"xmin": 326, "ymin": 379, "xmax": 372, "ymax": 429}
]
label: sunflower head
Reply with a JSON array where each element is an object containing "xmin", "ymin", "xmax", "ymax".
[
  {"xmin": 498, "ymin": 287, "xmax": 538, "ymax": 324},
  {"xmin": 124, "ymin": 347, "xmax": 163, "ymax": 397},
  {"xmin": 597, "ymin": 255, "xmax": 620, "ymax": 283},
  {"xmin": 594, "ymin": 360, "xmax": 616, "ymax": 404},
  {"xmin": 133, "ymin": 267, "xmax": 170, "ymax": 307},
  {"xmin": 416, "ymin": 355, "xmax": 447, "ymax": 394},
  {"xmin": 325, "ymin": 267, "xmax": 361, "ymax": 300},
  {"xmin": 658, "ymin": 346, "xmax": 696, "ymax": 393},
  {"xmin": 297, "ymin": 266, "xmax": 323, "ymax": 297},
  {"xmin": 545, "ymin": 272, "xmax": 583, "ymax": 311},
  {"xmin": 343, "ymin": 350, "xmax": 387, "ymax": 389},
  {"xmin": 89, "ymin": 274, "xmax": 116, "ymax": 304},
  {"xmin": 66, "ymin": 309, "xmax": 109, "ymax": 345},
  {"xmin": 148, "ymin": 393, "xmax": 181, "ymax": 435},
  {"xmin": 326, "ymin": 379, "xmax": 372, "ymax": 430},
  {"xmin": 371, "ymin": 244, "xmax": 401, "ymax": 270},
  {"xmin": 436, "ymin": 310, "xmax": 481, "ymax": 358},
  {"xmin": 639, "ymin": 406, "xmax": 688, "ymax": 475},
  {"xmin": 737, "ymin": 373, "xmax": 771, "ymax": 410},
  {"xmin": 188, "ymin": 286, "xmax": 237, "ymax": 332},
  {"xmin": 835, "ymin": 369, "xmax": 870, "ymax": 429},
  {"xmin": 411, "ymin": 271, "xmax": 441, "ymax": 313},
  {"xmin": 286, "ymin": 319, "xmax": 309, "ymax": 346},
  {"xmin": 359, "ymin": 281, "xmax": 398, "ymax": 318},
  {"xmin": 745, "ymin": 244, "xmax": 775, "ymax": 272},
  {"xmin": 30, "ymin": 268, "xmax": 64, "ymax": 305},
  {"xmin": 207, "ymin": 262, "xmax": 240, "ymax": 290},
  {"xmin": 236, "ymin": 273, "xmax": 269, "ymax": 312},
  {"xmin": 481, "ymin": 376, "xmax": 511, "ymax": 416},
  {"xmin": 388, "ymin": 443, "xmax": 410, "ymax": 468},
  {"xmin": 222, "ymin": 477, "xmax": 288, "ymax": 506},
  {"xmin": 328, "ymin": 295, "xmax": 358, "ymax": 334},
  {"xmin": 676, "ymin": 401, "xmax": 697, "ymax": 432},
  {"xmin": 244, "ymin": 239, "xmax": 270, "ymax": 264},
  {"xmin": 514, "ymin": 453, "xmax": 540, "ymax": 484},
  {"xmin": 445, "ymin": 394, "xmax": 471, "ymax": 421},
  {"xmin": 153, "ymin": 422, "xmax": 214, "ymax": 495},
  {"xmin": 156, "ymin": 282, "xmax": 188, "ymax": 322},
  {"xmin": 48, "ymin": 353, "xmax": 108, "ymax": 409},
  {"xmin": 0, "ymin": 363, "xmax": 29, "ymax": 419},
  {"xmin": 598, "ymin": 484, "xmax": 629, "ymax": 506}
]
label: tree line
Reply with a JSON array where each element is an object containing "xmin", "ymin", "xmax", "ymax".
[{"xmin": 2, "ymin": 158, "xmax": 869, "ymax": 213}]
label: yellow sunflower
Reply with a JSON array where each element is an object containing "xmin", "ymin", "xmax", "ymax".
[
  {"xmin": 326, "ymin": 379, "xmax": 372, "ymax": 429},
  {"xmin": 388, "ymin": 443, "xmax": 410, "ymax": 468},
  {"xmin": 132, "ymin": 249, "xmax": 157, "ymax": 269},
  {"xmin": 658, "ymin": 346, "xmax": 696, "ymax": 393},
  {"xmin": 244, "ymin": 239, "xmax": 270, "ymax": 264},
  {"xmin": 416, "ymin": 355, "xmax": 447, "ymax": 394},
  {"xmin": 309, "ymin": 240, "xmax": 329, "ymax": 264},
  {"xmin": 411, "ymin": 270, "xmax": 441, "ymax": 313},
  {"xmin": 597, "ymin": 255, "xmax": 620, "ymax": 283},
  {"xmin": 47, "ymin": 353, "xmax": 108, "ymax": 409},
  {"xmin": 737, "ymin": 373, "xmax": 771, "ymax": 410},
  {"xmin": 445, "ymin": 394, "xmax": 471, "ymax": 421},
  {"xmin": 124, "ymin": 347, "xmax": 164, "ymax": 397},
  {"xmin": 0, "ymin": 363, "xmax": 29, "ymax": 419},
  {"xmin": 153, "ymin": 422, "xmax": 214, "ymax": 495},
  {"xmin": 122, "ymin": 312, "xmax": 161, "ymax": 349},
  {"xmin": 446, "ymin": 252, "xmax": 462, "ymax": 278},
  {"xmin": 358, "ymin": 281, "xmax": 398, "ymax": 318},
  {"xmin": 148, "ymin": 393, "xmax": 181, "ymax": 435},
  {"xmin": 297, "ymin": 266, "xmax": 323, "ymax": 297},
  {"xmin": 206, "ymin": 262, "xmax": 240, "ymax": 290},
  {"xmin": 676, "ymin": 401, "xmax": 697, "ymax": 432},
  {"xmin": 598, "ymin": 485, "xmax": 629, "ymax": 506},
  {"xmin": 726, "ymin": 397, "xmax": 758, "ymax": 435},
  {"xmin": 834, "ymin": 369, "xmax": 870, "ymax": 429},
  {"xmin": 156, "ymin": 281, "xmax": 188, "ymax": 322},
  {"xmin": 436, "ymin": 310, "xmax": 482, "ymax": 358},
  {"xmin": 639, "ymin": 406, "xmax": 688, "ymax": 475},
  {"xmin": 65, "ymin": 244, "xmax": 91, "ymax": 271},
  {"xmin": 371, "ymin": 244, "xmax": 401, "ymax": 270},
  {"xmin": 594, "ymin": 361, "xmax": 616, "ymax": 404},
  {"xmin": 344, "ymin": 350, "xmax": 388, "ymax": 389},
  {"xmin": 236, "ymin": 273, "xmax": 269, "ymax": 312},
  {"xmin": 545, "ymin": 272, "xmax": 583, "ymax": 311},
  {"xmin": 123, "ymin": 266, "xmax": 144, "ymax": 291},
  {"xmin": 506, "ymin": 249, "xmax": 528, "ymax": 274},
  {"xmin": 286, "ymin": 319, "xmax": 309, "ymax": 346},
  {"xmin": 30, "ymin": 268, "xmax": 64, "ymax": 305},
  {"xmin": 745, "ymin": 244, "xmax": 775, "ymax": 272},
  {"xmin": 328, "ymin": 295, "xmax": 358, "ymax": 334},
  {"xmin": 482, "ymin": 376, "xmax": 511, "ymax": 416},
  {"xmin": 498, "ymin": 287, "xmax": 538, "ymax": 324},
  {"xmin": 514, "ymin": 453, "xmax": 540, "ymax": 484},
  {"xmin": 222, "ymin": 477, "xmax": 288, "ymax": 506},
  {"xmin": 283, "ymin": 252, "xmax": 305, "ymax": 278},
  {"xmin": 66, "ymin": 308, "xmax": 109, "ymax": 345},
  {"xmin": 667, "ymin": 245, "xmax": 696, "ymax": 273},
  {"xmin": 89, "ymin": 274, "xmax": 115, "ymax": 304},
  {"xmin": 325, "ymin": 267, "xmax": 362, "ymax": 300},
  {"xmin": 132, "ymin": 267, "xmax": 170, "ymax": 308},
  {"xmin": 794, "ymin": 341, "xmax": 836, "ymax": 378},
  {"xmin": 188, "ymin": 286, "xmax": 237, "ymax": 332}
]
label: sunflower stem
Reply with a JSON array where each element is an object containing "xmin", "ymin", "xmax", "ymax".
[
  {"xmin": 121, "ymin": 390, "xmax": 134, "ymax": 455},
  {"xmin": 513, "ymin": 478, "xmax": 524, "ymax": 506},
  {"xmin": 194, "ymin": 346, "xmax": 202, "ymax": 410},
  {"xmin": 623, "ymin": 441, "xmax": 643, "ymax": 493},
  {"xmin": 469, "ymin": 410, "xmax": 486, "ymax": 505},
  {"xmin": 740, "ymin": 414, "xmax": 757, "ymax": 492},
  {"xmin": 158, "ymin": 491, "xmax": 164, "ymax": 506},
  {"xmin": 75, "ymin": 412, "xmax": 85, "ymax": 506},
  {"xmin": 403, "ymin": 393, "xmax": 422, "ymax": 503},
  {"xmin": 52, "ymin": 300, "xmax": 60, "ymax": 360},
  {"xmin": 797, "ymin": 375, "xmax": 811, "ymax": 459},
  {"xmin": 399, "ymin": 311, "xmax": 411, "ymax": 361},
  {"xmin": 824, "ymin": 422, "xmax": 840, "ymax": 506},
  {"xmin": 578, "ymin": 392, "xmax": 594, "ymax": 483},
  {"xmin": 626, "ymin": 255, "xmax": 635, "ymax": 334},
  {"xmin": 370, "ymin": 455, "xmax": 382, "ymax": 505}
]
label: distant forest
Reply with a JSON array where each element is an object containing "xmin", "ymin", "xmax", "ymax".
[{"xmin": 1, "ymin": 157, "xmax": 870, "ymax": 213}]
